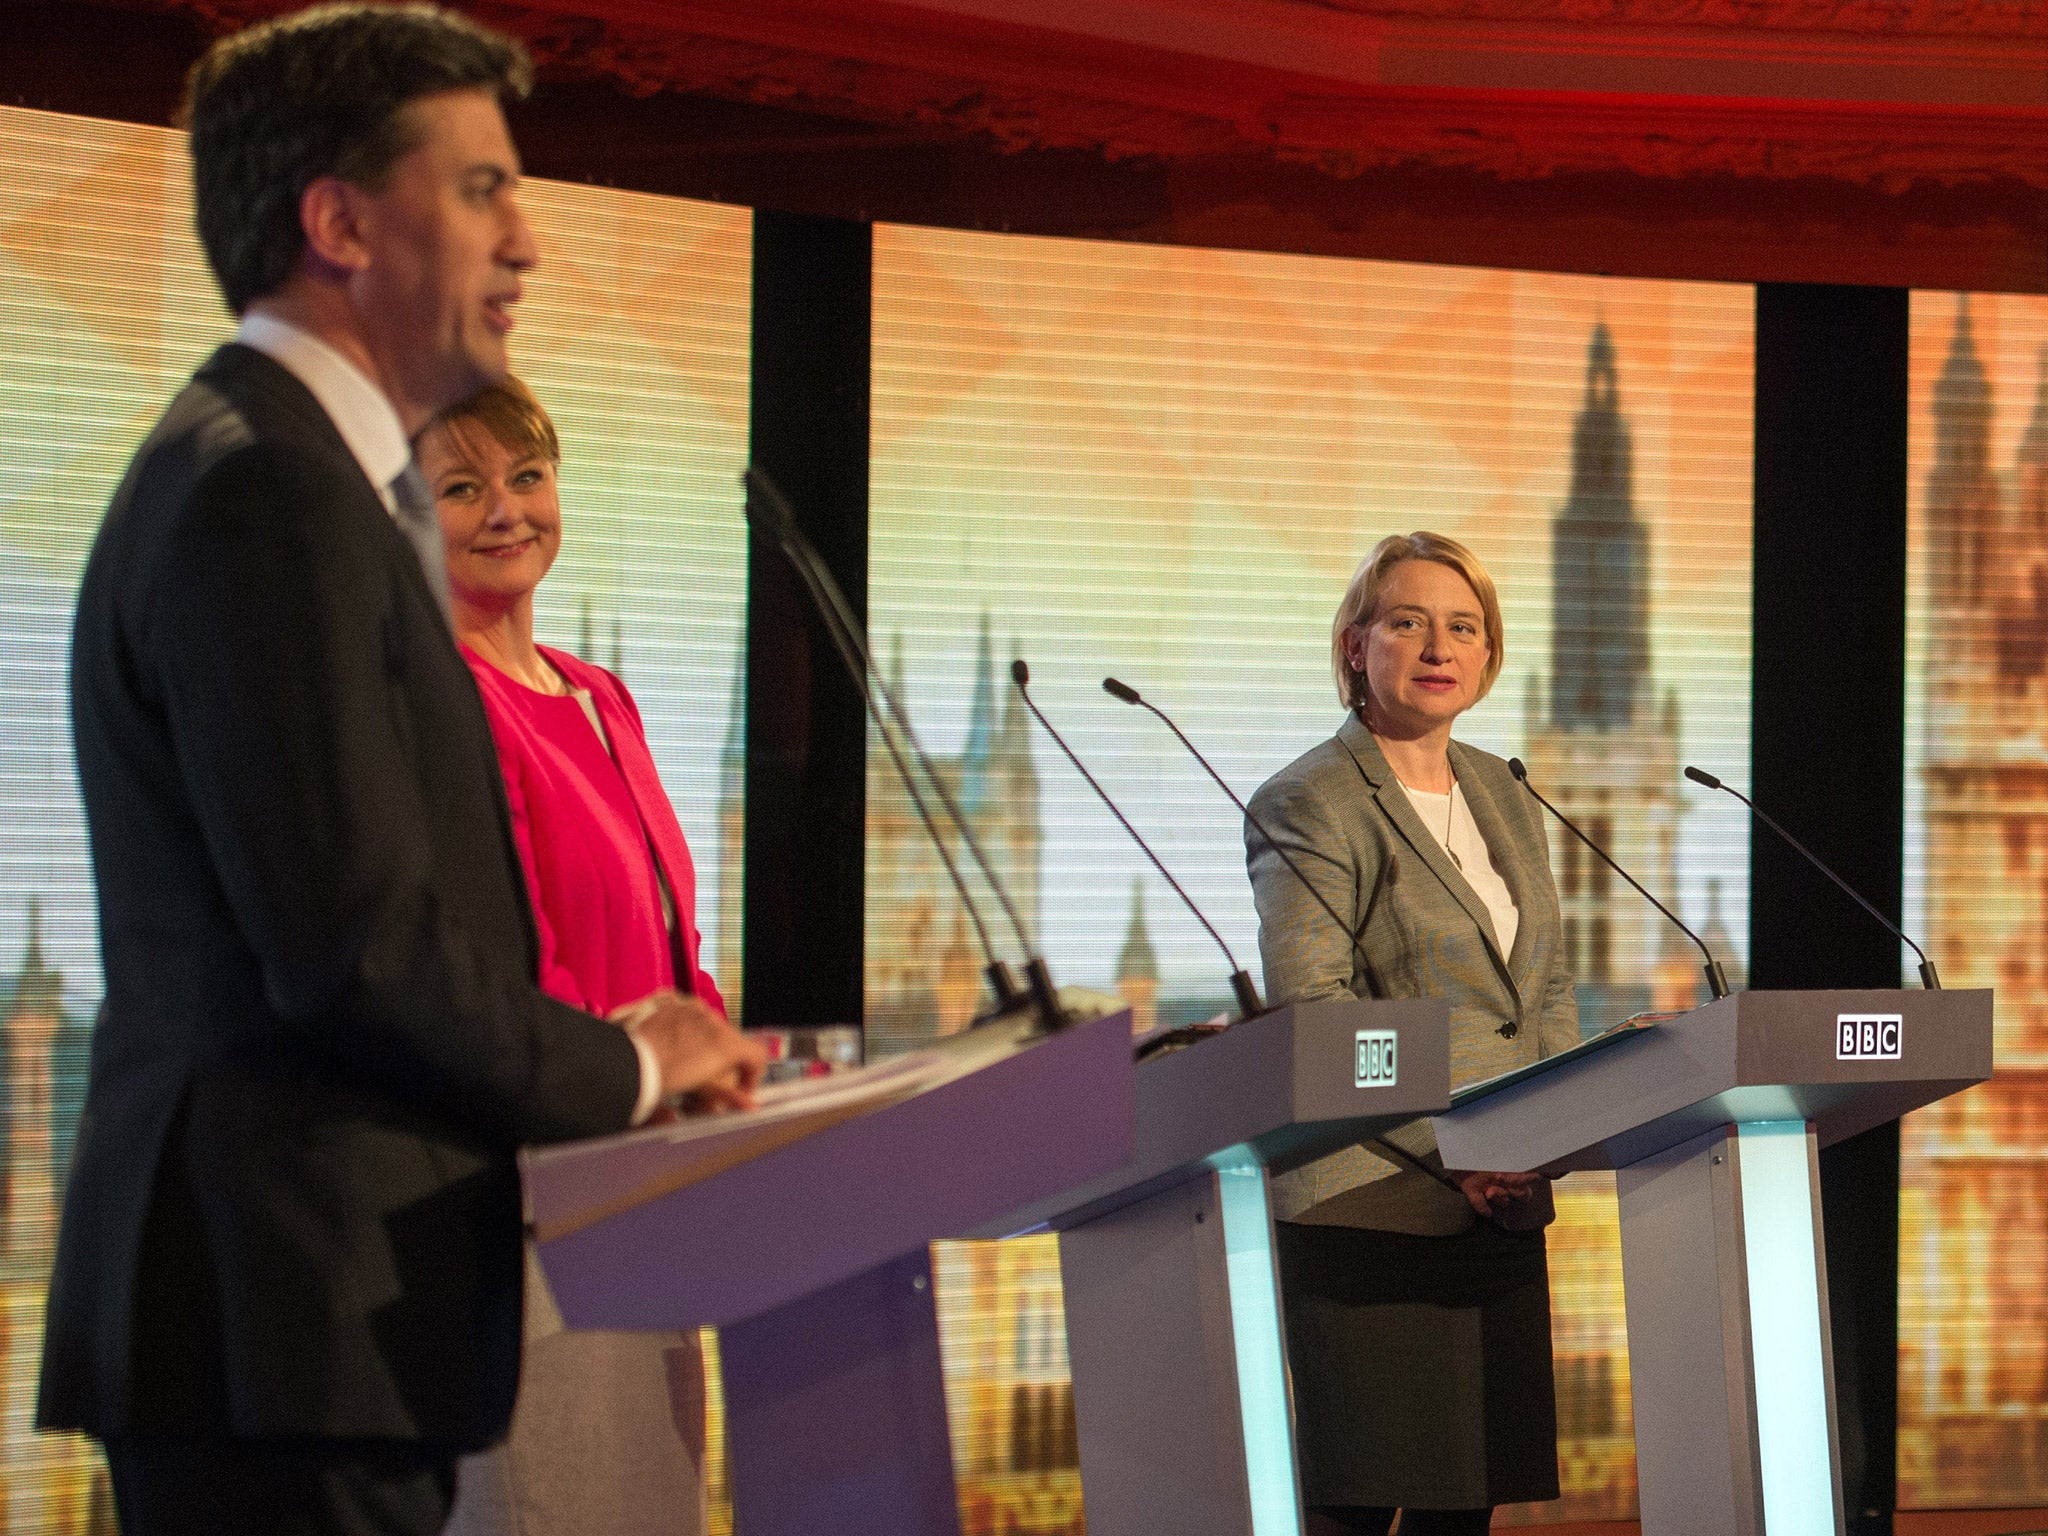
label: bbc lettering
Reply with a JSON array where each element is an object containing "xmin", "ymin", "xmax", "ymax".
[
  {"xmin": 1836, "ymin": 1013, "xmax": 1903, "ymax": 1061},
  {"xmin": 1355, "ymin": 1029, "xmax": 1398, "ymax": 1088}
]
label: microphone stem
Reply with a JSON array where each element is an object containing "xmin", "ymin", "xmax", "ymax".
[
  {"xmin": 1123, "ymin": 689, "xmax": 1392, "ymax": 994},
  {"xmin": 1139, "ymin": 698, "xmax": 1364, "ymax": 958},
  {"xmin": 745, "ymin": 469, "xmax": 1040, "ymax": 964},
  {"xmin": 769, "ymin": 520, "xmax": 1005, "ymax": 973},
  {"xmin": 1720, "ymin": 782, "xmax": 1939, "ymax": 987},
  {"xmin": 872, "ymin": 668, "xmax": 1002, "ymax": 966},
  {"xmin": 1014, "ymin": 682, "xmax": 1261, "ymax": 1019},
  {"xmin": 1518, "ymin": 775, "xmax": 1729, "ymax": 1001}
]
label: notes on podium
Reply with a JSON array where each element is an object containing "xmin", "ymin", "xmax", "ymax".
[
  {"xmin": 526, "ymin": 1022, "xmax": 1037, "ymax": 1248},
  {"xmin": 525, "ymin": 1006, "xmax": 1134, "ymax": 1332}
]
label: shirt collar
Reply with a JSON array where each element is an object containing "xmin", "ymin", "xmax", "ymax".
[{"xmin": 235, "ymin": 312, "xmax": 411, "ymax": 496}]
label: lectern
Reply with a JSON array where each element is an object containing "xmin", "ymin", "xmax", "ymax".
[
  {"xmin": 1432, "ymin": 988, "xmax": 1993, "ymax": 1536},
  {"xmin": 971, "ymin": 997, "xmax": 1453, "ymax": 1536},
  {"xmin": 521, "ymin": 1007, "xmax": 1136, "ymax": 1536}
]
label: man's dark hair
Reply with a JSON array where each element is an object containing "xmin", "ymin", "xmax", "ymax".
[{"xmin": 182, "ymin": 2, "xmax": 533, "ymax": 314}]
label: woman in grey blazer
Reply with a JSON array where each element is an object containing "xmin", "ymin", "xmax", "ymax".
[{"xmin": 1246, "ymin": 531, "xmax": 1579, "ymax": 1536}]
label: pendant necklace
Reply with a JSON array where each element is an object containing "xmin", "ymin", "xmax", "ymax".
[{"xmin": 1441, "ymin": 782, "xmax": 1463, "ymax": 871}]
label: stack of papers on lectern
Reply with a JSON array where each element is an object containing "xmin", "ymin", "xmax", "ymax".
[{"xmin": 523, "ymin": 1023, "xmax": 1025, "ymax": 1241}]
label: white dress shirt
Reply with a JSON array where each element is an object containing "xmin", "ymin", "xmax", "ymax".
[{"xmin": 236, "ymin": 312, "xmax": 411, "ymax": 504}]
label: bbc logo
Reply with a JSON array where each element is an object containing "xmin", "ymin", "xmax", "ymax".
[
  {"xmin": 1355, "ymin": 1030, "xmax": 1398, "ymax": 1088},
  {"xmin": 1836, "ymin": 1014, "xmax": 1902, "ymax": 1061}
]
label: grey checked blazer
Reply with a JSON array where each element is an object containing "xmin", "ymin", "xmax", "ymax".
[{"xmin": 1246, "ymin": 713, "xmax": 1579, "ymax": 1235}]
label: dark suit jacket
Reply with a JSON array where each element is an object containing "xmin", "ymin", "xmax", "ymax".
[
  {"xmin": 1247, "ymin": 713, "xmax": 1579, "ymax": 1234},
  {"xmin": 40, "ymin": 344, "xmax": 642, "ymax": 1448}
]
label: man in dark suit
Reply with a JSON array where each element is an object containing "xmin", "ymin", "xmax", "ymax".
[{"xmin": 37, "ymin": 7, "xmax": 764, "ymax": 1533}]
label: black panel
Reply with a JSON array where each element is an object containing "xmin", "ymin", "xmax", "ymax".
[
  {"xmin": 743, "ymin": 212, "xmax": 872, "ymax": 1028},
  {"xmin": 1752, "ymin": 282, "xmax": 1909, "ymax": 1533}
]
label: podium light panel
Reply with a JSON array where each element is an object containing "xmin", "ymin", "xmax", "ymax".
[
  {"xmin": 1210, "ymin": 1145, "xmax": 1304, "ymax": 1536},
  {"xmin": 1738, "ymin": 1122, "xmax": 1838, "ymax": 1533}
]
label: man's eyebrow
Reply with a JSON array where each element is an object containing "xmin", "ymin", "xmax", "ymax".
[{"xmin": 462, "ymin": 162, "xmax": 517, "ymax": 190}]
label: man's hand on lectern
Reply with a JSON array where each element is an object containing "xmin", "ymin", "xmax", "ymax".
[{"xmin": 612, "ymin": 990, "xmax": 766, "ymax": 1114}]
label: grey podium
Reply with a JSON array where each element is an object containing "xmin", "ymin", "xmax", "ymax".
[
  {"xmin": 1432, "ymin": 987, "xmax": 1993, "ymax": 1536},
  {"xmin": 970, "ymin": 996, "xmax": 1453, "ymax": 1536},
  {"xmin": 519, "ymin": 1007, "xmax": 1136, "ymax": 1536}
]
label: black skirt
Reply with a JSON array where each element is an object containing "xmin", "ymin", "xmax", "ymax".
[{"xmin": 1275, "ymin": 1219, "xmax": 1559, "ymax": 1511}]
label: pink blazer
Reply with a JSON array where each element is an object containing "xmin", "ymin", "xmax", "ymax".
[{"xmin": 464, "ymin": 643, "xmax": 726, "ymax": 1022}]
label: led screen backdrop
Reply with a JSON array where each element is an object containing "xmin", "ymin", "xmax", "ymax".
[
  {"xmin": 867, "ymin": 225, "xmax": 1756, "ymax": 1526},
  {"xmin": 0, "ymin": 104, "xmax": 750, "ymax": 1531},
  {"xmin": 1902, "ymin": 289, "xmax": 2048, "ymax": 1509}
]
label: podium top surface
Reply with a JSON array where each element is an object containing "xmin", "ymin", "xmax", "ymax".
[
  {"xmin": 1431, "ymin": 987, "xmax": 1993, "ymax": 1175},
  {"xmin": 968, "ymin": 995, "xmax": 1450, "ymax": 1237},
  {"xmin": 528, "ymin": 1005, "xmax": 1135, "ymax": 1331}
]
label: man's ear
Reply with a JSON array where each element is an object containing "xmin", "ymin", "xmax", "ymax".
[{"xmin": 299, "ymin": 175, "xmax": 370, "ymax": 280}]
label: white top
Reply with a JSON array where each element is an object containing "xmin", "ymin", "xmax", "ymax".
[
  {"xmin": 236, "ymin": 312, "xmax": 411, "ymax": 508},
  {"xmin": 1400, "ymin": 782, "xmax": 1521, "ymax": 958}
]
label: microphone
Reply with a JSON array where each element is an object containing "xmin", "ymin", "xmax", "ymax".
[
  {"xmin": 740, "ymin": 468, "xmax": 1062, "ymax": 1030},
  {"xmin": 1103, "ymin": 676, "xmax": 1399, "ymax": 1001},
  {"xmin": 1012, "ymin": 660, "xmax": 1263, "ymax": 1021},
  {"xmin": 1684, "ymin": 765, "xmax": 1939, "ymax": 989},
  {"xmin": 1507, "ymin": 758, "xmax": 1729, "ymax": 1002}
]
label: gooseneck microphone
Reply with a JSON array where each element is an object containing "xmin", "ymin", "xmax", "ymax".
[
  {"xmin": 1012, "ymin": 661, "xmax": 1264, "ymax": 1021},
  {"xmin": 1106, "ymin": 682, "xmax": 1498, "ymax": 1202},
  {"xmin": 740, "ymin": 468, "xmax": 1063, "ymax": 1030},
  {"xmin": 1684, "ymin": 764, "xmax": 1940, "ymax": 989},
  {"xmin": 1104, "ymin": 677, "xmax": 1398, "ymax": 999},
  {"xmin": 1508, "ymin": 757, "xmax": 1730, "ymax": 1001}
]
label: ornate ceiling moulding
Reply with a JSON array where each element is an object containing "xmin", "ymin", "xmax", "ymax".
[
  {"xmin": 1311, "ymin": 0, "xmax": 2048, "ymax": 38},
  {"xmin": 122, "ymin": 0, "xmax": 2048, "ymax": 189},
  {"xmin": 530, "ymin": 0, "xmax": 2047, "ymax": 100},
  {"xmin": 1263, "ymin": 89, "xmax": 2048, "ymax": 187},
  {"xmin": 464, "ymin": 4, "xmax": 1249, "ymax": 159}
]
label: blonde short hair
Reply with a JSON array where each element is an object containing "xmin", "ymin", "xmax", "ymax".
[{"xmin": 1331, "ymin": 531, "xmax": 1506, "ymax": 709}]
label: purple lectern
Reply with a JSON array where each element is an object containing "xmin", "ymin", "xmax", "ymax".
[{"xmin": 521, "ymin": 1007, "xmax": 1136, "ymax": 1536}]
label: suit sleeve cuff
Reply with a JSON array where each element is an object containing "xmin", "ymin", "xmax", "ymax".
[{"xmin": 628, "ymin": 1030, "xmax": 664, "ymax": 1126}]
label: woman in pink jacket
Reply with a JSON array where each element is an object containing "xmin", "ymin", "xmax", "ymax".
[{"xmin": 420, "ymin": 376, "xmax": 725, "ymax": 1536}]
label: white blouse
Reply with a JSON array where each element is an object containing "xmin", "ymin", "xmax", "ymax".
[{"xmin": 1399, "ymin": 781, "xmax": 1521, "ymax": 958}]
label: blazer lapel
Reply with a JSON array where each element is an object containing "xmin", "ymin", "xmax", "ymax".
[
  {"xmin": 1450, "ymin": 742, "xmax": 1540, "ymax": 1002},
  {"xmin": 1336, "ymin": 715, "xmax": 1518, "ymax": 998}
]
